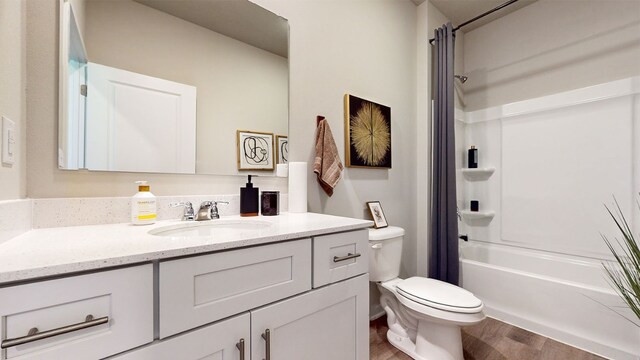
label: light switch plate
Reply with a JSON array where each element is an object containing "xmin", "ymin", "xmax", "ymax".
[{"xmin": 2, "ymin": 116, "xmax": 16, "ymax": 165}]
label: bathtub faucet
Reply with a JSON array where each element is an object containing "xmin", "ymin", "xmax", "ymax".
[{"xmin": 459, "ymin": 234, "xmax": 468, "ymax": 241}]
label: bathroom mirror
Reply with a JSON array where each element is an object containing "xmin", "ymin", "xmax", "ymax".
[{"xmin": 58, "ymin": 0, "xmax": 288, "ymax": 175}]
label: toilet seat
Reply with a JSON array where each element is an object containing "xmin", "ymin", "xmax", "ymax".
[
  {"xmin": 396, "ymin": 277, "xmax": 483, "ymax": 314},
  {"xmin": 379, "ymin": 277, "xmax": 485, "ymax": 329}
]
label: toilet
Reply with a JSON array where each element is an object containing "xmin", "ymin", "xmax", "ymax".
[{"xmin": 369, "ymin": 226, "xmax": 485, "ymax": 360}]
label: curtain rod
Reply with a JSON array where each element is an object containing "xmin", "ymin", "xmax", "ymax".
[{"xmin": 428, "ymin": 0, "xmax": 520, "ymax": 45}]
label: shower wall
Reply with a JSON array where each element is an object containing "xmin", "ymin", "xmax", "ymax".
[
  {"xmin": 455, "ymin": 1, "xmax": 640, "ymax": 356},
  {"xmin": 459, "ymin": 0, "xmax": 640, "ymax": 261},
  {"xmin": 462, "ymin": 78, "xmax": 640, "ymax": 258},
  {"xmin": 462, "ymin": 0, "xmax": 640, "ymax": 112}
]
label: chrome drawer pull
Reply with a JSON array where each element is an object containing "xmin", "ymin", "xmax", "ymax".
[
  {"xmin": 236, "ymin": 338, "xmax": 245, "ymax": 360},
  {"xmin": 333, "ymin": 253, "xmax": 361, "ymax": 263},
  {"xmin": 261, "ymin": 329, "xmax": 271, "ymax": 360},
  {"xmin": 1, "ymin": 314, "xmax": 109, "ymax": 349}
]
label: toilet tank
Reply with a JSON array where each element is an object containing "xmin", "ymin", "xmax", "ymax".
[{"xmin": 368, "ymin": 226, "xmax": 405, "ymax": 282}]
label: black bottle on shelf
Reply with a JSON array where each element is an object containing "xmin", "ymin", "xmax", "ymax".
[{"xmin": 468, "ymin": 145, "xmax": 478, "ymax": 168}]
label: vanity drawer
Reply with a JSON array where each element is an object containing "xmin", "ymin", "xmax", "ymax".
[
  {"xmin": 159, "ymin": 238, "xmax": 311, "ymax": 338},
  {"xmin": 313, "ymin": 230, "xmax": 368, "ymax": 288},
  {"xmin": 0, "ymin": 264, "xmax": 153, "ymax": 360}
]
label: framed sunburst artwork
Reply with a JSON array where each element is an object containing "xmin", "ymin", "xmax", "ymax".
[{"xmin": 344, "ymin": 94, "xmax": 391, "ymax": 168}]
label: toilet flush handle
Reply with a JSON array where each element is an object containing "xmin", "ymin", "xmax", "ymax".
[{"xmin": 371, "ymin": 243, "xmax": 382, "ymax": 249}]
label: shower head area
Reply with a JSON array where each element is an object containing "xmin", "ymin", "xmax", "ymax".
[{"xmin": 455, "ymin": 74, "xmax": 468, "ymax": 83}]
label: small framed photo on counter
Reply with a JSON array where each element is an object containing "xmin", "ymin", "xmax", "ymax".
[{"xmin": 367, "ymin": 201, "xmax": 388, "ymax": 229}]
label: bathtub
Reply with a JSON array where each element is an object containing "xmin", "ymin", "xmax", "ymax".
[{"xmin": 460, "ymin": 241, "xmax": 640, "ymax": 360}]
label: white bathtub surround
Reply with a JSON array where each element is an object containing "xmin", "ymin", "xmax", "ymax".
[
  {"xmin": 0, "ymin": 212, "xmax": 371, "ymax": 284},
  {"xmin": 457, "ymin": 77, "xmax": 640, "ymax": 360},
  {"xmin": 0, "ymin": 199, "xmax": 32, "ymax": 244},
  {"xmin": 460, "ymin": 238, "xmax": 639, "ymax": 359}
]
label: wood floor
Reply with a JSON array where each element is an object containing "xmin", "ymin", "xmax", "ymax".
[{"xmin": 370, "ymin": 316, "xmax": 606, "ymax": 360}]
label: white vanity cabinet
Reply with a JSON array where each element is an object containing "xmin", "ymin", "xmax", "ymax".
[
  {"xmin": 0, "ymin": 265, "xmax": 153, "ymax": 360},
  {"xmin": 251, "ymin": 274, "xmax": 369, "ymax": 360},
  {"xmin": 111, "ymin": 313, "xmax": 250, "ymax": 360},
  {"xmin": 114, "ymin": 275, "xmax": 369, "ymax": 360},
  {"xmin": 120, "ymin": 229, "xmax": 369, "ymax": 360},
  {"xmin": 158, "ymin": 239, "xmax": 312, "ymax": 338},
  {"xmin": 0, "ymin": 222, "xmax": 371, "ymax": 360},
  {"xmin": 312, "ymin": 230, "xmax": 369, "ymax": 288}
]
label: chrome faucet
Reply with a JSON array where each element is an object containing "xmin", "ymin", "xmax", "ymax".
[
  {"xmin": 196, "ymin": 201, "xmax": 229, "ymax": 221},
  {"xmin": 170, "ymin": 202, "xmax": 195, "ymax": 221}
]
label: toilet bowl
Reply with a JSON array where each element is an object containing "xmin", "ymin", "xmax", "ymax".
[{"xmin": 370, "ymin": 227, "xmax": 485, "ymax": 360}]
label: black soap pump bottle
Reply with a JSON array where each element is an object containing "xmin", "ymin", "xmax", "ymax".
[
  {"xmin": 468, "ymin": 145, "xmax": 478, "ymax": 169},
  {"xmin": 240, "ymin": 175, "xmax": 259, "ymax": 217}
]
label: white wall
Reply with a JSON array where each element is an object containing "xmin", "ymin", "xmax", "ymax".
[
  {"xmin": 252, "ymin": 0, "xmax": 418, "ymax": 276},
  {"xmin": 463, "ymin": 0, "xmax": 640, "ymax": 111},
  {"xmin": 250, "ymin": 0, "xmax": 418, "ymax": 318},
  {"xmin": 85, "ymin": 0, "xmax": 288, "ymax": 176},
  {"xmin": 26, "ymin": 0, "xmax": 287, "ymax": 198},
  {"xmin": 26, "ymin": 0, "xmax": 419, "ymax": 277},
  {"xmin": 0, "ymin": 0, "xmax": 27, "ymax": 200},
  {"xmin": 26, "ymin": 0, "xmax": 419, "ymax": 319}
]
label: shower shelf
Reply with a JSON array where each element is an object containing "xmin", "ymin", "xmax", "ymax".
[
  {"xmin": 461, "ymin": 167, "xmax": 495, "ymax": 181},
  {"xmin": 460, "ymin": 210, "xmax": 495, "ymax": 220}
]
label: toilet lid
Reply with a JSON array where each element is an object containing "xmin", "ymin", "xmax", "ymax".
[{"xmin": 396, "ymin": 277, "xmax": 483, "ymax": 314}]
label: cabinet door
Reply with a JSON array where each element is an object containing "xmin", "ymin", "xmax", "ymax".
[
  {"xmin": 110, "ymin": 313, "xmax": 249, "ymax": 360},
  {"xmin": 251, "ymin": 274, "xmax": 369, "ymax": 360}
]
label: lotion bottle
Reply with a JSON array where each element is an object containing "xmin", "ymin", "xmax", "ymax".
[
  {"xmin": 240, "ymin": 175, "xmax": 259, "ymax": 217},
  {"xmin": 132, "ymin": 181, "xmax": 157, "ymax": 225}
]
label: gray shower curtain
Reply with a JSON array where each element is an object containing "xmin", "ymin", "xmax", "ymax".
[{"xmin": 429, "ymin": 23, "xmax": 459, "ymax": 285}]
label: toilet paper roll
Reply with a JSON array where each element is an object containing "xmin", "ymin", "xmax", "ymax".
[
  {"xmin": 276, "ymin": 164, "xmax": 289, "ymax": 178},
  {"xmin": 288, "ymin": 162, "xmax": 307, "ymax": 213}
]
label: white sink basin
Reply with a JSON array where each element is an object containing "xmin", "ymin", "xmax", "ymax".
[{"xmin": 149, "ymin": 219, "xmax": 273, "ymax": 237}]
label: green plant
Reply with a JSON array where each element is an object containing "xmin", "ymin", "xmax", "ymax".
[{"xmin": 602, "ymin": 200, "xmax": 640, "ymax": 326}]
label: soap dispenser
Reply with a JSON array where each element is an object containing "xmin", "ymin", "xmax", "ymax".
[
  {"xmin": 240, "ymin": 175, "xmax": 259, "ymax": 217},
  {"xmin": 131, "ymin": 181, "xmax": 157, "ymax": 225}
]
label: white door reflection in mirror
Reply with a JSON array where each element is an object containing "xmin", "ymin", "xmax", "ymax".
[{"xmin": 85, "ymin": 63, "xmax": 196, "ymax": 173}]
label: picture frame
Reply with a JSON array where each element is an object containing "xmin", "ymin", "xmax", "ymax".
[
  {"xmin": 276, "ymin": 135, "xmax": 288, "ymax": 164},
  {"xmin": 237, "ymin": 130, "xmax": 274, "ymax": 170},
  {"xmin": 344, "ymin": 94, "xmax": 392, "ymax": 169},
  {"xmin": 367, "ymin": 201, "xmax": 389, "ymax": 229}
]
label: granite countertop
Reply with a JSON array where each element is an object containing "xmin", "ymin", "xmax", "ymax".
[{"xmin": 0, "ymin": 212, "xmax": 372, "ymax": 285}]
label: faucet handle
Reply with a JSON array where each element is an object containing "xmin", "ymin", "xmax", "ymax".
[
  {"xmin": 199, "ymin": 201, "xmax": 214, "ymax": 208},
  {"xmin": 212, "ymin": 201, "xmax": 228, "ymax": 219},
  {"xmin": 199, "ymin": 201, "xmax": 228, "ymax": 219},
  {"xmin": 170, "ymin": 201, "xmax": 195, "ymax": 221}
]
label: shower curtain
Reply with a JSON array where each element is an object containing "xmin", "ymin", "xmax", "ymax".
[{"xmin": 429, "ymin": 23, "xmax": 459, "ymax": 285}]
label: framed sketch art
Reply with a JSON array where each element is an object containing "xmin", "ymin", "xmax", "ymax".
[
  {"xmin": 237, "ymin": 130, "xmax": 274, "ymax": 170},
  {"xmin": 367, "ymin": 201, "xmax": 388, "ymax": 229},
  {"xmin": 344, "ymin": 94, "xmax": 392, "ymax": 168},
  {"xmin": 276, "ymin": 135, "xmax": 288, "ymax": 164}
]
